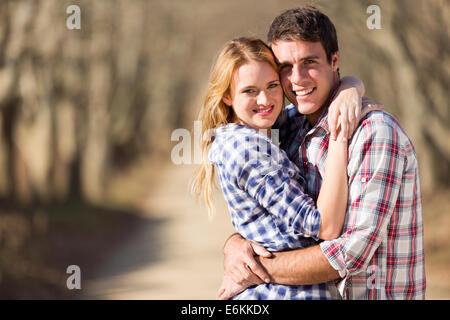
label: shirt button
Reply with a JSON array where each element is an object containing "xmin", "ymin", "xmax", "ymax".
[{"xmin": 361, "ymin": 177, "xmax": 367, "ymax": 183}]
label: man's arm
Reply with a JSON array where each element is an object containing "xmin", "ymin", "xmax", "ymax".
[
  {"xmin": 257, "ymin": 244, "xmax": 340, "ymax": 285},
  {"xmin": 265, "ymin": 113, "xmax": 403, "ymax": 285},
  {"xmin": 319, "ymin": 113, "xmax": 405, "ymax": 282},
  {"xmin": 219, "ymin": 112, "xmax": 404, "ymax": 299},
  {"xmin": 218, "ymin": 238, "xmax": 340, "ymax": 299}
]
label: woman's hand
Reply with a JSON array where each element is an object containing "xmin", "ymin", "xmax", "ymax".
[
  {"xmin": 222, "ymin": 234, "xmax": 272, "ymax": 288},
  {"xmin": 328, "ymin": 76, "xmax": 364, "ymax": 142},
  {"xmin": 361, "ymin": 97, "xmax": 384, "ymax": 118},
  {"xmin": 328, "ymin": 77, "xmax": 385, "ymax": 142}
]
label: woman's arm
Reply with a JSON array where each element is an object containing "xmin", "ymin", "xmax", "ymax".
[
  {"xmin": 236, "ymin": 145, "xmax": 322, "ymax": 242},
  {"xmin": 328, "ymin": 76, "xmax": 364, "ymax": 141},
  {"xmin": 316, "ymin": 132, "xmax": 348, "ymax": 240},
  {"xmin": 329, "ymin": 77, "xmax": 385, "ymax": 141},
  {"xmin": 218, "ymin": 136, "xmax": 349, "ymax": 299}
]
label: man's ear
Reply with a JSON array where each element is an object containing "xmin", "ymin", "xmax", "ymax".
[
  {"xmin": 331, "ymin": 52, "xmax": 339, "ymax": 72},
  {"xmin": 222, "ymin": 93, "xmax": 232, "ymax": 107}
]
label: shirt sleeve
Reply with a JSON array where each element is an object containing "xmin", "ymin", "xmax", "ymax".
[
  {"xmin": 320, "ymin": 115, "xmax": 406, "ymax": 279},
  {"xmin": 232, "ymin": 134, "xmax": 322, "ymax": 240}
]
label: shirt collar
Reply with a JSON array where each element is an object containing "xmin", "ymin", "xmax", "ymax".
[{"xmin": 306, "ymin": 79, "xmax": 341, "ymax": 134}]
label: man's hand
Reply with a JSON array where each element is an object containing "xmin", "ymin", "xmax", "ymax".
[
  {"xmin": 223, "ymin": 234, "xmax": 272, "ymax": 288},
  {"xmin": 216, "ymin": 274, "xmax": 248, "ymax": 300}
]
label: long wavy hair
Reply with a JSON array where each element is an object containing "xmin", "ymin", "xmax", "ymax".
[{"xmin": 189, "ymin": 37, "xmax": 279, "ymax": 218}]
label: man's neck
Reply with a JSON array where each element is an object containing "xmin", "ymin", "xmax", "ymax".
[
  {"xmin": 305, "ymin": 78, "xmax": 340, "ymax": 127},
  {"xmin": 306, "ymin": 106, "xmax": 325, "ymax": 127}
]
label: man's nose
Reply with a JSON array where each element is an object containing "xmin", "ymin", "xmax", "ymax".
[{"xmin": 291, "ymin": 65, "xmax": 308, "ymax": 84}]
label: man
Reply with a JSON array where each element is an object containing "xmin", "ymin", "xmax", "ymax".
[{"xmin": 219, "ymin": 6, "xmax": 425, "ymax": 300}]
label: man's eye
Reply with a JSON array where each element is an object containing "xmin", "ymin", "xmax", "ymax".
[
  {"xmin": 268, "ymin": 83, "xmax": 279, "ymax": 89},
  {"xmin": 305, "ymin": 59, "xmax": 315, "ymax": 65}
]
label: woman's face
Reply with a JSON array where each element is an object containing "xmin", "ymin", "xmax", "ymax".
[{"xmin": 223, "ymin": 60, "xmax": 283, "ymax": 131}]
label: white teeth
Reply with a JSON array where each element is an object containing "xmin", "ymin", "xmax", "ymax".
[
  {"xmin": 295, "ymin": 88, "xmax": 314, "ymax": 96},
  {"xmin": 255, "ymin": 106, "xmax": 272, "ymax": 113}
]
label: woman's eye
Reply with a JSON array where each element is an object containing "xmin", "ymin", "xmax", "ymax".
[{"xmin": 243, "ymin": 89, "xmax": 256, "ymax": 94}]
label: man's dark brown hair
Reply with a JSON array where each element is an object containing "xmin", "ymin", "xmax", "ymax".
[{"xmin": 267, "ymin": 6, "xmax": 339, "ymax": 64}]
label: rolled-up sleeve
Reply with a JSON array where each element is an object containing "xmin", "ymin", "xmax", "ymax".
[{"xmin": 320, "ymin": 117, "xmax": 405, "ymax": 279}]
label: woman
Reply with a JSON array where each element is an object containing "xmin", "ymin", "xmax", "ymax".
[{"xmin": 191, "ymin": 37, "xmax": 376, "ymax": 299}]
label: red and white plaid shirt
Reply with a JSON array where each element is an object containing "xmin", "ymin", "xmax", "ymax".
[{"xmin": 277, "ymin": 103, "xmax": 426, "ymax": 300}]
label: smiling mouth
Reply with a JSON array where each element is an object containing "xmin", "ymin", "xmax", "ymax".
[
  {"xmin": 254, "ymin": 105, "xmax": 274, "ymax": 114},
  {"xmin": 293, "ymin": 87, "xmax": 315, "ymax": 97}
]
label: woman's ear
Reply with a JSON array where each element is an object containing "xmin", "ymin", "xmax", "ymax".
[{"xmin": 222, "ymin": 93, "xmax": 232, "ymax": 107}]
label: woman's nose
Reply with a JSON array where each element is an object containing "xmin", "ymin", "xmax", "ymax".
[{"xmin": 257, "ymin": 91, "xmax": 270, "ymax": 105}]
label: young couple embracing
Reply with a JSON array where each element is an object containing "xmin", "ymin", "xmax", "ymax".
[{"xmin": 191, "ymin": 6, "xmax": 425, "ymax": 300}]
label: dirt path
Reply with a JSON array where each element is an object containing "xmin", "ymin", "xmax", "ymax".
[
  {"xmin": 83, "ymin": 163, "xmax": 235, "ymax": 299},
  {"xmin": 81, "ymin": 161, "xmax": 450, "ymax": 299}
]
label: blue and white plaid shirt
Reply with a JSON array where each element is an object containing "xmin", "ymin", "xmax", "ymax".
[{"xmin": 209, "ymin": 123, "xmax": 331, "ymax": 299}]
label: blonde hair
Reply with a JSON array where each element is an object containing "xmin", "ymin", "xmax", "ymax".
[{"xmin": 190, "ymin": 37, "xmax": 279, "ymax": 218}]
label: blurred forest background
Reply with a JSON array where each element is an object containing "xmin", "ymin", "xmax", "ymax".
[{"xmin": 0, "ymin": 0, "xmax": 448, "ymax": 299}]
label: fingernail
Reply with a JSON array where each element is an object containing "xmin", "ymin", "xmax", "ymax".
[{"xmin": 265, "ymin": 278, "xmax": 270, "ymax": 283}]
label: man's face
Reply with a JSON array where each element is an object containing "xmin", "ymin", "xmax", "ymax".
[{"xmin": 271, "ymin": 40, "xmax": 339, "ymax": 124}]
